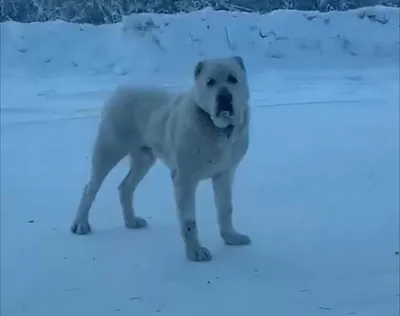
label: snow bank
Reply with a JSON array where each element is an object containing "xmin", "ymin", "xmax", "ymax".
[{"xmin": 1, "ymin": 6, "xmax": 399, "ymax": 77}]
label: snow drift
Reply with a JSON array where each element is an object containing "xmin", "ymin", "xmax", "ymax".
[{"xmin": 1, "ymin": 6, "xmax": 399, "ymax": 77}]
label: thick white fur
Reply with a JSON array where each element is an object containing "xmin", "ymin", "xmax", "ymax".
[{"xmin": 71, "ymin": 56, "xmax": 251, "ymax": 262}]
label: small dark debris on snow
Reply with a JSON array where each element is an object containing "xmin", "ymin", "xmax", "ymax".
[
  {"xmin": 319, "ymin": 306, "xmax": 332, "ymax": 310},
  {"xmin": 28, "ymin": 220, "xmax": 35, "ymax": 223},
  {"xmin": 300, "ymin": 289, "xmax": 310, "ymax": 293},
  {"xmin": 216, "ymin": 276, "xmax": 219, "ymax": 280},
  {"xmin": 130, "ymin": 296, "xmax": 141, "ymax": 301},
  {"xmin": 253, "ymin": 269, "xmax": 259, "ymax": 273},
  {"xmin": 207, "ymin": 280, "xmax": 211, "ymax": 284},
  {"xmin": 395, "ymin": 250, "xmax": 399, "ymax": 255},
  {"xmin": 92, "ymin": 257, "xmax": 96, "ymax": 261},
  {"xmin": 156, "ymin": 309, "xmax": 162, "ymax": 312},
  {"xmin": 113, "ymin": 308, "xmax": 121, "ymax": 312}
]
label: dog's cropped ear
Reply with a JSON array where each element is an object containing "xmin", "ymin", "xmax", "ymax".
[
  {"xmin": 232, "ymin": 56, "xmax": 246, "ymax": 72},
  {"xmin": 194, "ymin": 60, "xmax": 204, "ymax": 79}
]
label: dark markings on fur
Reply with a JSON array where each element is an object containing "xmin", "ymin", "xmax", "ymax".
[
  {"xmin": 194, "ymin": 61, "xmax": 204, "ymax": 79},
  {"xmin": 225, "ymin": 125, "xmax": 234, "ymax": 138},
  {"xmin": 140, "ymin": 146, "xmax": 152, "ymax": 153},
  {"xmin": 232, "ymin": 56, "xmax": 246, "ymax": 71},
  {"xmin": 183, "ymin": 220, "xmax": 197, "ymax": 237},
  {"xmin": 118, "ymin": 170, "xmax": 132, "ymax": 190},
  {"xmin": 171, "ymin": 169, "xmax": 178, "ymax": 180}
]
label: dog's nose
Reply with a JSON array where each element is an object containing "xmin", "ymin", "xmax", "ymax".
[{"xmin": 216, "ymin": 88, "xmax": 233, "ymax": 116}]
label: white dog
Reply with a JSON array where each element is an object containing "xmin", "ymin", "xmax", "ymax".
[{"xmin": 71, "ymin": 56, "xmax": 251, "ymax": 261}]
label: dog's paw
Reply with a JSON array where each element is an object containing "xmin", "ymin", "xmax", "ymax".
[
  {"xmin": 186, "ymin": 246, "xmax": 212, "ymax": 262},
  {"xmin": 71, "ymin": 219, "xmax": 92, "ymax": 235},
  {"xmin": 221, "ymin": 231, "xmax": 251, "ymax": 246},
  {"xmin": 125, "ymin": 216, "xmax": 148, "ymax": 229}
]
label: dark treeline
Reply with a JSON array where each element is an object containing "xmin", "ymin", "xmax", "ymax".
[{"xmin": 1, "ymin": 0, "xmax": 398, "ymax": 24}]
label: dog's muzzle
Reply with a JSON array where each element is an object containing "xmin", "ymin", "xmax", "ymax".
[{"xmin": 216, "ymin": 88, "xmax": 234, "ymax": 117}]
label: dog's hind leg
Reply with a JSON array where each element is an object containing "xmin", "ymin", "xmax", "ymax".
[
  {"xmin": 118, "ymin": 147, "xmax": 156, "ymax": 229},
  {"xmin": 71, "ymin": 142, "xmax": 125, "ymax": 235}
]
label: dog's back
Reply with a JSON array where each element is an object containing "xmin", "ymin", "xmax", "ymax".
[
  {"xmin": 103, "ymin": 86, "xmax": 174, "ymax": 133},
  {"xmin": 95, "ymin": 86, "xmax": 175, "ymax": 154}
]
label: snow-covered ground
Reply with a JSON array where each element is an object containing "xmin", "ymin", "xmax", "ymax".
[{"xmin": 1, "ymin": 6, "xmax": 399, "ymax": 316}]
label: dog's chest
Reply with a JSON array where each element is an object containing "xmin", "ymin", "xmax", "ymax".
[{"xmin": 190, "ymin": 137, "xmax": 247, "ymax": 179}]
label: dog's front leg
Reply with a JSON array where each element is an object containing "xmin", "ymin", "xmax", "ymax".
[
  {"xmin": 172, "ymin": 170, "xmax": 212, "ymax": 262},
  {"xmin": 212, "ymin": 170, "xmax": 251, "ymax": 246}
]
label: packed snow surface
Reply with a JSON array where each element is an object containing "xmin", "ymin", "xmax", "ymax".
[{"xmin": 1, "ymin": 6, "xmax": 399, "ymax": 316}]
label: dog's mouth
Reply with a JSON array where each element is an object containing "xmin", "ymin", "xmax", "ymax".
[
  {"xmin": 196, "ymin": 106, "xmax": 234, "ymax": 137},
  {"xmin": 212, "ymin": 112, "xmax": 233, "ymax": 128}
]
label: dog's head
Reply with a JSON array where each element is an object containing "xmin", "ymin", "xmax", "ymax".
[{"xmin": 192, "ymin": 56, "xmax": 249, "ymax": 129}]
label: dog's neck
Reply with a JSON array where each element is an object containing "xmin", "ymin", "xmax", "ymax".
[{"xmin": 194, "ymin": 104, "xmax": 234, "ymax": 138}]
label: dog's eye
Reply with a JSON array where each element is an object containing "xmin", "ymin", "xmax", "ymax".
[
  {"xmin": 206, "ymin": 78, "xmax": 216, "ymax": 87},
  {"xmin": 227, "ymin": 75, "xmax": 238, "ymax": 84}
]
